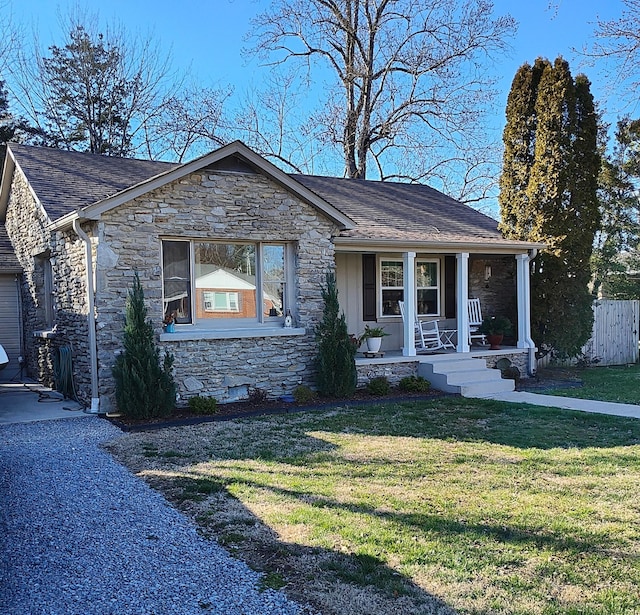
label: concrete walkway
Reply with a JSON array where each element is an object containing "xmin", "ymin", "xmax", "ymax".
[
  {"xmin": 482, "ymin": 390, "xmax": 640, "ymax": 419},
  {"xmin": 0, "ymin": 382, "xmax": 86, "ymax": 424}
]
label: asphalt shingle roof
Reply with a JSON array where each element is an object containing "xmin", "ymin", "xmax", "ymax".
[
  {"xmin": 6, "ymin": 144, "xmax": 505, "ymax": 245},
  {"xmin": 8, "ymin": 144, "xmax": 177, "ymax": 221},
  {"xmin": 292, "ymin": 174, "xmax": 503, "ymax": 243},
  {"xmin": 0, "ymin": 224, "xmax": 20, "ymax": 269}
]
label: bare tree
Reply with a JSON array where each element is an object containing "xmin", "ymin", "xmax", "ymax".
[
  {"xmin": 248, "ymin": 0, "xmax": 516, "ymax": 200},
  {"xmin": 234, "ymin": 72, "xmax": 329, "ymax": 174},
  {"xmin": 582, "ymin": 0, "xmax": 640, "ymax": 98},
  {"xmin": 147, "ymin": 82, "xmax": 233, "ymax": 162}
]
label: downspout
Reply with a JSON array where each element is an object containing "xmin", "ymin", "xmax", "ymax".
[
  {"xmin": 72, "ymin": 219, "xmax": 101, "ymax": 414},
  {"xmin": 525, "ymin": 248, "xmax": 538, "ymax": 376}
]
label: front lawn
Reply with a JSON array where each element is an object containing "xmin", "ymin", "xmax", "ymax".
[
  {"xmin": 107, "ymin": 397, "xmax": 640, "ymax": 615},
  {"xmin": 542, "ymin": 364, "xmax": 640, "ymax": 405}
]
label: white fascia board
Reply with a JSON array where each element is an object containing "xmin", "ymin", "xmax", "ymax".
[
  {"xmin": 0, "ymin": 147, "xmax": 15, "ymax": 220},
  {"xmin": 333, "ymin": 237, "xmax": 546, "ymax": 254},
  {"xmin": 77, "ymin": 141, "xmax": 355, "ymax": 230}
]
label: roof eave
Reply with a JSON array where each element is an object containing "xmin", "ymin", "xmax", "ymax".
[
  {"xmin": 334, "ymin": 236, "xmax": 546, "ymax": 254},
  {"xmin": 0, "ymin": 147, "xmax": 16, "ymax": 222}
]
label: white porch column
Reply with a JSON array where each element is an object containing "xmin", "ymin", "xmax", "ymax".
[
  {"xmin": 402, "ymin": 251, "xmax": 416, "ymax": 356},
  {"xmin": 456, "ymin": 252, "xmax": 470, "ymax": 353},
  {"xmin": 516, "ymin": 252, "xmax": 537, "ymax": 374}
]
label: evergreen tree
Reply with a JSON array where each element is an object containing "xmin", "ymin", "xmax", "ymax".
[
  {"xmin": 112, "ymin": 272, "xmax": 176, "ymax": 418},
  {"xmin": 315, "ymin": 273, "xmax": 356, "ymax": 397},
  {"xmin": 499, "ymin": 57, "xmax": 600, "ymax": 358},
  {"xmin": 593, "ymin": 118, "xmax": 640, "ymax": 298}
]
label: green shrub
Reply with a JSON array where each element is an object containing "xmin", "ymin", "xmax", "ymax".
[
  {"xmin": 293, "ymin": 385, "xmax": 318, "ymax": 404},
  {"xmin": 112, "ymin": 272, "xmax": 176, "ymax": 419},
  {"xmin": 398, "ymin": 375, "xmax": 431, "ymax": 393},
  {"xmin": 315, "ymin": 273, "xmax": 357, "ymax": 397},
  {"xmin": 188, "ymin": 395, "xmax": 219, "ymax": 415},
  {"xmin": 367, "ymin": 376, "xmax": 391, "ymax": 396}
]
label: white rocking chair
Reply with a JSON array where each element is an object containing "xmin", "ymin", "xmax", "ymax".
[
  {"xmin": 468, "ymin": 297, "xmax": 487, "ymax": 346},
  {"xmin": 398, "ymin": 301, "xmax": 446, "ymax": 352}
]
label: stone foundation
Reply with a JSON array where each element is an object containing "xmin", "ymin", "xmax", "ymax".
[{"xmin": 356, "ymin": 359, "xmax": 419, "ymax": 388}]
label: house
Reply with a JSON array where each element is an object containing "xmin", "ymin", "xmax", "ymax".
[{"xmin": 0, "ymin": 141, "xmax": 543, "ymax": 412}]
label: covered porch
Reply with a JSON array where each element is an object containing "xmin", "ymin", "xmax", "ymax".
[{"xmin": 335, "ymin": 243, "xmax": 540, "ymax": 376}]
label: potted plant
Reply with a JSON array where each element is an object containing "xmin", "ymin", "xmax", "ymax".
[
  {"xmin": 478, "ymin": 315, "xmax": 512, "ymax": 350},
  {"xmin": 163, "ymin": 311, "xmax": 177, "ymax": 333},
  {"xmin": 358, "ymin": 325, "xmax": 390, "ymax": 353}
]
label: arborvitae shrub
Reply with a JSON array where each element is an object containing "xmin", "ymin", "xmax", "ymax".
[
  {"xmin": 112, "ymin": 272, "xmax": 176, "ymax": 418},
  {"xmin": 315, "ymin": 273, "xmax": 357, "ymax": 397}
]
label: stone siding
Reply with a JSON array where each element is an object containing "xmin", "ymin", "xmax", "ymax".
[
  {"xmin": 4, "ymin": 170, "xmax": 94, "ymax": 403},
  {"xmin": 475, "ymin": 351, "xmax": 529, "ymax": 379},
  {"xmin": 5, "ymin": 171, "xmax": 54, "ymax": 386},
  {"xmin": 95, "ymin": 169, "xmax": 338, "ymax": 411},
  {"xmin": 356, "ymin": 360, "xmax": 419, "ymax": 388}
]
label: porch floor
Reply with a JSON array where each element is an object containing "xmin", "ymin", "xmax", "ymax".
[{"xmin": 355, "ymin": 346, "xmax": 523, "ymax": 366}]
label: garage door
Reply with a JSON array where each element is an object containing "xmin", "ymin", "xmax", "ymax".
[{"xmin": 0, "ymin": 274, "xmax": 22, "ymax": 382}]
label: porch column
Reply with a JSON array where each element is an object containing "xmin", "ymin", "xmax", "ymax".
[
  {"xmin": 402, "ymin": 251, "xmax": 416, "ymax": 356},
  {"xmin": 516, "ymin": 253, "xmax": 537, "ymax": 374},
  {"xmin": 456, "ymin": 252, "xmax": 470, "ymax": 353}
]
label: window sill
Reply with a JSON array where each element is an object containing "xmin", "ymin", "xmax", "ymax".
[
  {"xmin": 33, "ymin": 329, "xmax": 56, "ymax": 339},
  {"xmin": 159, "ymin": 326, "xmax": 306, "ymax": 342}
]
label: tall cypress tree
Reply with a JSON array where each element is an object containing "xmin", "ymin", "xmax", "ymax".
[{"xmin": 499, "ymin": 57, "xmax": 600, "ymax": 358}]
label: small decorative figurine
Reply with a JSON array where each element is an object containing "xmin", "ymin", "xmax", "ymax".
[{"xmin": 284, "ymin": 309, "xmax": 293, "ymax": 328}]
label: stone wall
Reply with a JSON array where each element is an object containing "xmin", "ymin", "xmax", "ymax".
[
  {"xmin": 5, "ymin": 170, "xmax": 94, "ymax": 403},
  {"xmin": 95, "ymin": 168, "xmax": 339, "ymax": 411},
  {"xmin": 5, "ymin": 171, "xmax": 54, "ymax": 385},
  {"xmin": 52, "ymin": 228, "xmax": 93, "ymax": 402},
  {"xmin": 475, "ymin": 351, "xmax": 529, "ymax": 379},
  {"xmin": 356, "ymin": 360, "xmax": 419, "ymax": 388}
]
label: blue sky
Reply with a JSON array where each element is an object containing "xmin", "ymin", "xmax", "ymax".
[
  {"xmin": 7, "ymin": 0, "xmax": 632, "ymax": 176},
  {"xmin": 10, "ymin": 0, "xmax": 628, "ymax": 114}
]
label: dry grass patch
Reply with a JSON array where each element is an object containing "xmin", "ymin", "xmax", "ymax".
[{"xmin": 105, "ymin": 397, "xmax": 640, "ymax": 615}]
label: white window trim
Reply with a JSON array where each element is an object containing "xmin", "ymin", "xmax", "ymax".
[
  {"xmin": 416, "ymin": 259, "xmax": 441, "ymax": 317},
  {"xmin": 377, "ymin": 256, "xmax": 441, "ymax": 318},
  {"xmin": 161, "ymin": 239, "xmax": 294, "ymax": 329}
]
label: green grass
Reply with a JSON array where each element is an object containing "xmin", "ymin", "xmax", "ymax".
[
  {"xmin": 113, "ymin": 397, "xmax": 640, "ymax": 614},
  {"xmin": 543, "ymin": 364, "xmax": 640, "ymax": 404}
]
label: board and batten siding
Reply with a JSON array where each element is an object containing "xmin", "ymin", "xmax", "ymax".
[
  {"xmin": 0, "ymin": 274, "xmax": 22, "ymax": 381},
  {"xmin": 582, "ymin": 299, "xmax": 639, "ymax": 366}
]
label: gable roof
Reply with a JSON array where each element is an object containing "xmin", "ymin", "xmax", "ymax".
[
  {"xmin": 1, "ymin": 144, "xmax": 177, "ymax": 221},
  {"xmin": 0, "ymin": 224, "xmax": 20, "ymax": 271},
  {"xmin": 0, "ymin": 141, "xmax": 541, "ymax": 252},
  {"xmin": 1, "ymin": 142, "xmax": 354, "ymax": 231}
]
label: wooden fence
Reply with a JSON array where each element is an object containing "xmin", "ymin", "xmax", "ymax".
[
  {"xmin": 582, "ymin": 299, "xmax": 639, "ymax": 366},
  {"xmin": 538, "ymin": 299, "xmax": 639, "ymax": 368}
]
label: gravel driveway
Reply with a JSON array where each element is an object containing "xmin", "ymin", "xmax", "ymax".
[{"xmin": 0, "ymin": 417, "xmax": 302, "ymax": 615}]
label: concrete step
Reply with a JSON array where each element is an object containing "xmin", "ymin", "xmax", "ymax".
[
  {"xmin": 459, "ymin": 379, "xmax": 515, "ymax": 397},
  {"xmin": 418, "ymin": 356, "xmax": 515, "ymax": 397}
]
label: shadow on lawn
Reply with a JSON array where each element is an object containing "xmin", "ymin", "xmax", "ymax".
[{"xmin": 156, "ymin": 471, "xmax": 459, "ymax": 615}]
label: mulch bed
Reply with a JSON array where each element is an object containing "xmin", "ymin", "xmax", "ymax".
[
  {"xmin": 106, "ymin": 389, "xmax": 449, "ymax": 432},
  {"xmin": 515, "ymin": 367, "xmax": 584, "ymax": 393},
  {"xmin": 106, "ymin": 368, "xmax": 587, "ymax": 432}
]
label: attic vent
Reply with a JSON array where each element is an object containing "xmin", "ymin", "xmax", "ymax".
[{"xmin": 206, "ymin": 155, "xmax": 258, "ymax": 174}]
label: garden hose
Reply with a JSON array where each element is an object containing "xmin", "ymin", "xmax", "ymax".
[{"xmin": 53, "ymin": 345, "xmax": 80, "ymax": 403}]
